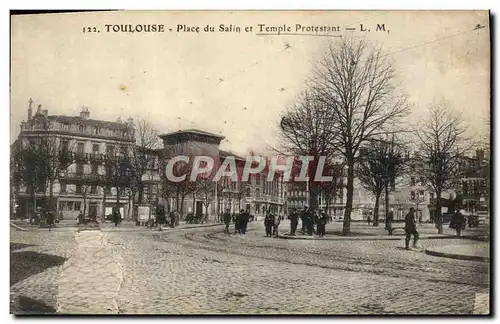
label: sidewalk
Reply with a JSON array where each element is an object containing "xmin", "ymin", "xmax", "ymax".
[
  {"xmin": 425, "ymin": 243, "xmax": 490, "ymax": 262},
  {"xmin": 276, "ymin": 221, "xmax": 489, "ymax": 241}
]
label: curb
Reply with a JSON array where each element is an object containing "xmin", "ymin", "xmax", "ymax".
[
  {"xmin": 276, "ymin": 233, "xmax": 477, "ymax": 241},
  {"xmin": 100, "ymin": 223, "xmax": 225, "ymax": 232},
  {"xmin": 10, "ymin": 222, "xmax": 27, "ymax": 231},
  {"xmin": 424, "ymin": 248, "xmax": 490, "ymax": 263}
]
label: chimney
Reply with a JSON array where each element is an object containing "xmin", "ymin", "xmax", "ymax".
[
  {"xmin": 27, "ymin": 98, "xmax": 33, "ymax": 121},
  {"xmin": 42, "ymin": 109, "xmax": 48, "ymax": 117},
  {"xmin": 36, "ymin": 104, "xmax": 42, "ymax": 115},
  {"xmin": 80, "ymin": 107, "xmax": 90, "ymax": 120},
  {"xmin": 127, "ymin": 117, "xmax": 134, "ymax": 125},
  {"xmin": 117, "ymin": 116, "xmax": 122, "ymax": 123}
]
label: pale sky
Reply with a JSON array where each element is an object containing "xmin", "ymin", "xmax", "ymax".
[{"xmin": 10, "ymin": 10, "xmax": 490, "ymax": 155}]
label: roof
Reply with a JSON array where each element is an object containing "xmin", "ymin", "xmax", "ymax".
[
  {"xmin": 158, "ymin": 128, "xmax": 225, "ymax": 140},
  {"xmin": 46, "ymin": 115, "xmax": 131, "ymax": 131},
  {"xmin": 219, "ymin": 149, "xmax": 245, "ymax": 161}
]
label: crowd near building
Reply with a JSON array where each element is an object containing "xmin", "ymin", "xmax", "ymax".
[{"xmin": 11, "ymin": 100, "xmax": 489, "ymax": 223}]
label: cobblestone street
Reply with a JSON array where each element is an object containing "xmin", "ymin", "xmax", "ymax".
[{"xmin": 10, "ymin": 221, "xmax": 490, "ymax": 315}]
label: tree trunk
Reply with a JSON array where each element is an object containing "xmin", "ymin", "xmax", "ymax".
[
  {"xmin": 49, "ymin": 179, "xmax": 55, "ymax": 210},
  {"xmin": 180, "ymin": 195, "xmax": 185, "ymax": 220},
  {"xmin": 343, "ymin": 160, "xmax": 354, "ymax": 236},
  {"xmin": 192, "ymin": 191, "xmax": 196, "ymax": 213},
  {"xmin": 373, "ymin": 191, "xmax": 381, "ymax": 226},
  {"xmin": 102, "ymin": 188, "xmax": 107, "ymax": 222},
  {"xmin": 138, "ymin": 183, "xmax": 144, "ymax": 204},
  {"xmin": 436, "ymin": 190, "xmax": 443, "ymax": 234},
  {"xmin": 83, "ymin": 193, "xmax": 87, "ymax": 217},
  {"xmin": 384, "ymin": 182, "xmax": 390, "ymax": 226},
  {"xmin": 309, "ymin": 181, "xmax": 319, "ymax": 211}
]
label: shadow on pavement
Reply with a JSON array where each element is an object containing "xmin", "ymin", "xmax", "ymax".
[
  {"xmin": 10, "ymin": 243, "xmax": 37, "ymax": 252},
  {"xmin": 10, "ymin": 251, "xmax": 67, "ymax": 286},
  {"xmin": 11, "ymin": 295, "xmax": 57, "ymax": 315}
]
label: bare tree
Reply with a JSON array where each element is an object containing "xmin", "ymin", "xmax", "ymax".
[
  {"xmin": 131, "ymin": 118, "xmax": 161, "ymax": 205},
  {"xmin": 279, "ymin": 89, "xmax": 338, "ymax": 210},
  {"xmin": 196, "ymin": 177, "xmax": 215, "ymax": 219},
  {"xmin": 312, "ymin": 38, "xmax": 409, "ymax": 235},
  {"xmin": 414, "ymin": 104, "xmax": 473, "ymax": 233}
]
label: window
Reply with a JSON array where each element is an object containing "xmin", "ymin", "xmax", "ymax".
[
  {"xmin": 430, "ymin": 192, "xmax": 435, "ymax": 199},
  {"xmin": 75, "ymin": 202, "xmax": 81, "ymax": 210},
  {"xmin": 92, "ymin": 144, "xmax": 99, "ymax": 153},
  {"xmin": 67, "ymin": 202, "xmax": 74, "ymax": 211},
  {"xmin": 256, "ymin": 174, "xmax": 260, "ymax": 185},
  {"xmin": 60, "ymin": 182, "xmax": 67, "ymax": 193},
  {"xmin": 419, "ymin": 190, "xmax": 425, "ymax": 197},
  {"xmin": 77, "ymin": 142, "xmax": 85, "ymax": 154},
  {"xmin": 410, "ymin": 191, "xmax": 415, "ymax": 200},
  {"xmin": 79, "ymin": 125, "xmax": 85, "ymax": 132},
  {"xmin": 93, "ymin": 126, "xmax": 100, "ymax": 135},
  {"xmin": 105, "ymin": 187, "xmax": 111, "ymax": 195},
  {"xmin": 91, "ymin": 163, "xmax": 98, "ymax": 175},
  {"xmin": 61, "ymin": 123, "xmax": 70, "ymax": 131},
  {"xmin": 256, "ymin": 188, "xmax": 261, "ymax": 197},
  {"xmin": 76, "ymin": 184, "xmax": 82, "ymax": 194},
  {"xmin": 410, "ymin": 177, "xmax": 415, "ymax": 186},
  {"xmin": 91, "ymin": 185, "xmax": 97, "ymax": 194},
  {"xmin": 246, "ymin": 187, "xmax": 251, "ymax": 197}
]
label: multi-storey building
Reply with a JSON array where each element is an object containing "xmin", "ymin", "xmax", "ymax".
[{"xmin": 13, "ymin": 100, "xmax": 136, "ymax": 220}]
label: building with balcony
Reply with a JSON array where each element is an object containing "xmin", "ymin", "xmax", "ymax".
[{"xmin": 12, "ymin": 99, "xmax": 136, "ymax": 220}]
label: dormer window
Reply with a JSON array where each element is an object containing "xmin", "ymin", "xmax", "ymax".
[
  {"xmin": 79, "ymin": 125, "xmax": 85, "ymax": 132},
  {"xmin": 93, "ymin": 126, "xmax": 100, "ymax": 135}
]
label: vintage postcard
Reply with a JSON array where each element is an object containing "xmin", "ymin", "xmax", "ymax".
[{"xmin": 9, "ymin": 10, "xmax": 490, "ymax": 315}]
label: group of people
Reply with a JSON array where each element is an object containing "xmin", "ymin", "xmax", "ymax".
[
  {"xmin": 223, "ymin": 209, "xmax": 251, "ymax": 234},
  {"xmin": 149, "ymin": 207, "xmax": 180, "ymax": 231},
  {"xmin": 264, "ymin": 212, "xmax": 282, "ymax": 237},
  {"xmin": 288, "ymin": 206, "xmax": 329, "ymax": 237}
]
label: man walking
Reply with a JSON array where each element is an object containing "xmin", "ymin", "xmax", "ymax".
[
  {"xmin": 156, "ymin": 206, "xmax": 166, "ymax": 231},
  {"xmin": 223, "ymin": 208, "xmax": 231, "ymax": 234},
  {"xmin": 289, "ymin": 209, "xmax": 299, "ymax": 236},
  {"xmin": 317, "ymin": 210, "xmax": 327, "ymax": 237},
  {"xmin": 386, "ymin": 207, "xmax": 394, "ymax": 235},
  {"xmin": 240, "ymin": 209, "xmax": 250, "ymax": 234},
  {"xmin": 273, "ymin": 213, "xmax": 281, "ymax": 237},
  {"xmin": 264, "ymin": 212, "xmax": 274, "ymax": 237},
  {"xmin": 306, "ymin": 208, "xmax": 314, "ymax": 236},
  {"xmin": 404, "ymin": 207, "xmax": 419, "ymax": 249}
]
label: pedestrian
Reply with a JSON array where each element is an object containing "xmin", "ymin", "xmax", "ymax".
[
  {"xmin": 273, "ymin": 213, "xmax": 281, "ymax": 236},
  {"xmin": 223, "ymin": 209, "xmax": 231, "ymax": 234},
  {"xmin": 450, "ymin": 209, "xmax": 466, "ymax": 237},
  {"xmin": 264, "ymin": 212, "xmax": 274, "ymax": 237},
  {"xmin": 46, "ymin": 209, "xmax": 55, "ymax": 231},
  {"xmin": 239, "ymin": 209, "xmax": 248, "ymax": 234},
  {"xmin": 169, "ymin": 210, "xmax": 176, "ymax": 228},
  {"xmin": 367, "ymin": 215, "xmax": 372, "ymax": 226},
  {"xmin": 113, "ymin": 209, "xmax": 121, "ymax": 227},
  {"xmin": 156, "ymin": 206, "xmax": 166, "ymax": 231},
  {"xmin": 316, "ymin": 210, "xmax": 327, "ymax": 237},
  {"xmin": 306, "ymin": 208, "xmax": 314, "ymax": 236},
  {"xmin": 386, "ymin": 207, "xmax": 394, "ymax": 235},
  {"xmin": 404, "ymin": 207, "xmax": 419, "ymax": 249},
  {"xmin": 289, "ymin": 209, "xmax": 299, "ymax": 236}
]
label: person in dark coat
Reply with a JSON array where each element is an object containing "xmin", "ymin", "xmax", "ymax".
[
  {"xmin": 233, "ymin": 212, "xmax": 240, "ymax": 234},
  {"xmin": 264, "ymin": 212, "xmax": 274, "ymax": 237},
  {"xmin": 404, "ymin": 207, "xmax": 419, "ymax": 249},
  {"xmin": 306, "ymin": 208, "xmax": 314, "ymax": 236},
  {"xmin": 450, "ymin": 209, "xmax": 466, "ymax": 237},
  {"xmin": 240, "ymin": 209, "xmax": 250, "ymax": 234},
  {"xmin": 46, "ymin": 209, "xmax": 55, "ymax": 231},
  {"xmin": 156, "ymin": 206, "xmax": 166, "ymax": 231},
  {"xmin": 317, "ymin": 210, "xmax": 327, "ymax": 237},
  {"xmin": 113, "ymin": 209, "xmax": 121, "ymax": 227},
  {"xmin": 289, "ymin": 210, "xmax": 299, "ymax": 236},
  {"xmin": 169, "ymin": 210, "xmax": 177, "ymax": 228},
  {"xmin": 386, "ymin": 207, "xmax": 394, "ymax": 235},
  {"xmin": 223, "ymin": 209, "xmax": 231, "ymax": 234}
]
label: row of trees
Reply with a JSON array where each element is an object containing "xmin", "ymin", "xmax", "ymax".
[{"xmin": 279, "ymin": 38, "xmax": 478, "ymax": 235}]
